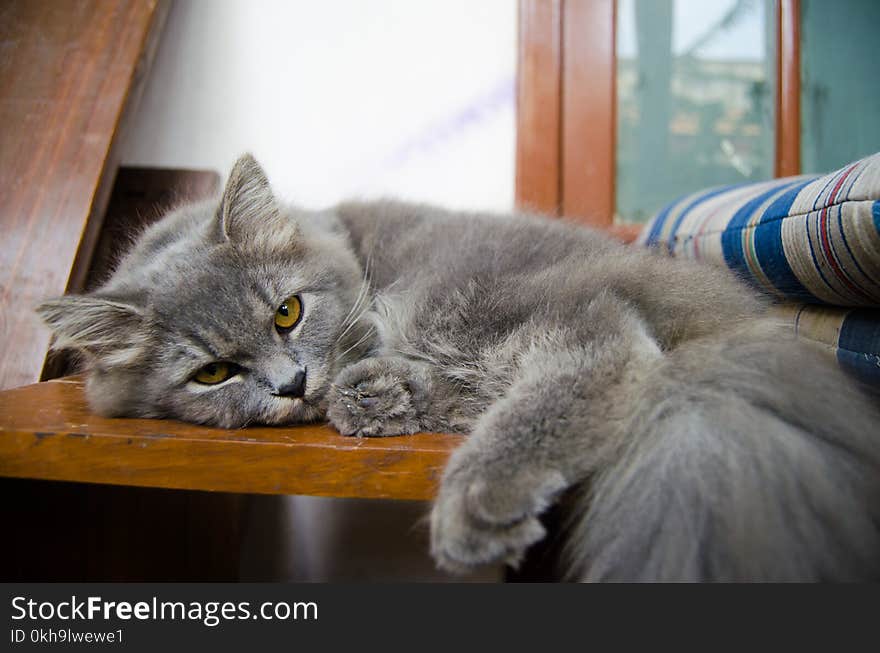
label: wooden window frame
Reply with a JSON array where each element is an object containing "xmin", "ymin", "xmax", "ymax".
[
  {"xmin": 516, "ymin": 0, "xmax": 802, "ymax": 240},
  {"xmin": 515, "ymin": 0, "xmax": 563, "ymax": 216},
  {"xmin": 776, "ymin": 0, "xmax": 801, "ymax": 176}
]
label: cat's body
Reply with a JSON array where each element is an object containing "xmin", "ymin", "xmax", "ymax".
[{"xmin": 38, "ymin": 155, "xmax": 880, "ymax": 581}]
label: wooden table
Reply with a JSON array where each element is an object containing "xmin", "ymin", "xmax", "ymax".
[
  {"xmin": 0, "ymin": 377, "xmax": 463, "ymax": 578},
  {"xmin": 0, "ymin": 377, "xmax": 462, "ymax": 501},
  {"xmin": 0, "ymin": 377, "xmax": 463, "ymax": 580}
]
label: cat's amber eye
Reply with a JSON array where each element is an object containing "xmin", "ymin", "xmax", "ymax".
[
  {"xmin": 274, "ymin": 295, "xmax": 302, "ymax": 332},
  {"xmin": 193, "ymin": 362, "xmax": 237, "ymax": 385}
]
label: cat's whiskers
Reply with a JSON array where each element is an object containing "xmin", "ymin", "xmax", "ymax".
[
  {"xmin": 337, "ymin": 279, "xmax": 369, "ymax": 339},
  {"xmin": 334, "ymin": 250, "xmax": 374, "ymax": 346},
  {"xmin": 334, "ymin": 253, "xmax": 372, "ymax": 332},
  {"xmin": 337, "ymin": 325, "xmax": 376, "ymax": 362},
  {"xmin": 335, "ymin": 292, "xmax": 371, "ymax": 345},
  {"xmin": 336, "ymin": 298, "xmax": 375, "ymax": 350}
]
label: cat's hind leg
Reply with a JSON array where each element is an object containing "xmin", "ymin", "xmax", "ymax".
[
  {"xmin": 565, "ymin": 322, "xmax": 880, "ymax": 581},
  {"xmin": 430, "ymin": 295, "xmax": 663, "ymax": 573}
]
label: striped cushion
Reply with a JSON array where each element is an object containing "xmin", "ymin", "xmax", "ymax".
[
  {"xmin": 638, "ymin": 152, "xmax": 880, "ymax": 307},
  {"xmin": 772, "ymin": 303, "xmax": 880, "ymax": 385}
]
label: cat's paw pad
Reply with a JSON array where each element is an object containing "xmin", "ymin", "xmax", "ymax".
[
  {"xmin": 326, "ymin": 359, "xmax": 421, "ymax": 437},
  {"xmin": 430, "ymin": 464, "xmax": 567, "ymax": 573}
]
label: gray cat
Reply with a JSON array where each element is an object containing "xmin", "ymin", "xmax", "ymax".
[{"xmin": 37, "ymin": 154, "xmax": 880, "ymax": 581}]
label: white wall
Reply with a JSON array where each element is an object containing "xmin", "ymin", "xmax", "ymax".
[{"xmin": 122, "ymin": 0, "xmax": 516, "ymax": 211}]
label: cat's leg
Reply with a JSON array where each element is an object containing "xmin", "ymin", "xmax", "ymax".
[
  {"xmin": 430, "ymin": 296, "xmax": 663, "ymax": 573},
  {"xmin": 326, "ymin": 356, "xmax": 452, "ymax": 437}
]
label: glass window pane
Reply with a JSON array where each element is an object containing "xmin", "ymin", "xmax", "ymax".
[
  {"xmin": 615, "ymin": 0, "xmax": 776, "ymax": 223},
  {"xmin": 800, "ymin": 0, "xmax": 880, "ymax": 173}
]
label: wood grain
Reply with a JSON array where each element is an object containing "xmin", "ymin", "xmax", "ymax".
[
  {"xmin": 515, "ymin": 0, "xmax": 563, "ymax": 215},
  {"xmin": 0, "ymin": 378, "xmax": 464, "ymax": 501},
  {"xmin": 561, "ymin": 0, "xmax": 617, "ymax": 227},
  {"xmin": 776, "ymin": 0, "xmax": 801, "ymax": 177},
  {"xmin": 0, "ymin": 0, "xmax": 169, "ymax": 391}
]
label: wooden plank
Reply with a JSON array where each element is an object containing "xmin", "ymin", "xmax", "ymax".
[
  {"xmin": 561, "ymin": 0, "xmax": 617, "ymax": 227},
  {"xmin": 515, "ymin": 0, "xmax": 563, "ymax": 215},
  {"xmin": 0, "ymin": 378, "xmax": 464, "ymax": 501},
  {"xmin": 776, "ymin": 0, "xmax": 801, "ymax": 176},
  {"xmin": 606, "ymin": 223, "xmax": 641, "ymax": 244},
  {"xmin": 0, "ymin": 0, "xmax": 169, "ymax": 391}
]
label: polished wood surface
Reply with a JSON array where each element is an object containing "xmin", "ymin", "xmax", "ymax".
[
  {"xmin": 561, "ymin": 0, "xmax": 617, "ymax": 227},
  {"xmin": 0, "ymin": 0, "xmax": 169, "ymax": 391},
  {"xmin": 516, "ymin": 0, "xmax": 563, "ymax": 216},
  {"xmin": 516, "ymin": 0, "xmax": 617, "ymax": 227},
  {"xmin": 0, "ymin": 378, "xmax": 464, "ymax": 501},
  {"xmin": 776, "ymin": 0, "xmax": 801, "ymax": 176}
]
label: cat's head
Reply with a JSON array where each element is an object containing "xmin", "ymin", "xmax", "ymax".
[{"xmin": 36, "ymin": 154, "xmax": 371, "ymax": 427}]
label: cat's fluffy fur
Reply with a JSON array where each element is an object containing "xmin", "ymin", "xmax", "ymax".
[{"xmin": 38, "ymin": 155, "xmax": 880, "ymax": 581}]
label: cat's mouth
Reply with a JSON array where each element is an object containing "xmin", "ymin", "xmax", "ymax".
[{"xmin": 266, "ymin": 388, "xmax": 328, "ymax": 425}]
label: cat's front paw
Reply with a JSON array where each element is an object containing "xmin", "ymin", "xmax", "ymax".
[
  {"xmin": 326, "ymin": 357, "xmax": 426, "ymax": 437},
  {"xmin": 430, "ymin": 451, "xmax": 567, "ymax": 573}
]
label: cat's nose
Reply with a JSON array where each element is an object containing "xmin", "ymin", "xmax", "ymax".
[{"xmin": 276, "ymin": 369, "xmax": 306, "ymax": 398}]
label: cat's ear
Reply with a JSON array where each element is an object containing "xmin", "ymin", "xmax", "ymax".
[
  {"xmin": 218, "ymin": 154, "xmax": 298, "ymax": 249},
  {"xmin": 35, "ymin": 295, "xmax": 147, "ymax": 367}
]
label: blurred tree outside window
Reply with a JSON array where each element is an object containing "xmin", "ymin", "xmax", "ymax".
[
  {"xmin": 800, "ymin": 0, "xmax": 880, "ymax": 174},
  {"xmin": 615, "ymin": 0, "xmax": 775, "ymax": 224}
]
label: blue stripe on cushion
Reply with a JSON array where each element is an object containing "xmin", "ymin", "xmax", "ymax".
[
  {"xmin": 639, "ymin": 152, "xmax": 880, "ymax": 306},
  {"xmin": 752, "ymin": 223, "xmax": 817, "ymax": 301},
  {"xmin": 644, "ymin": 199, "xmax": 676, "ymax": 247},
  {"xmin": 721, "ymin": 179, "xmax": 814, "ymax": 298},
  {"xmin": 837, "ymin": 349, "xmax": 880, "ymax": 385},
  {"xmin": 666, "ymin": 184, "xmax": 739, "ymax": 254},
  {"xmin": 755, "ymin": 179, "xmax": 821, "ymax": 300},
  {"xmin": 837, "ymin": 308, "xmax": 880, "ymax": 384},
  {"xmin": 838, "ymin": 309, "xmax": 880, "ymax": 354},
  {"xmin": 764, "ymin": 177, "xmax": 818, "ymax": 220},
  {"xmin": 645, "ymin": 185, "xmax": 739, "ymax": 248}
]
